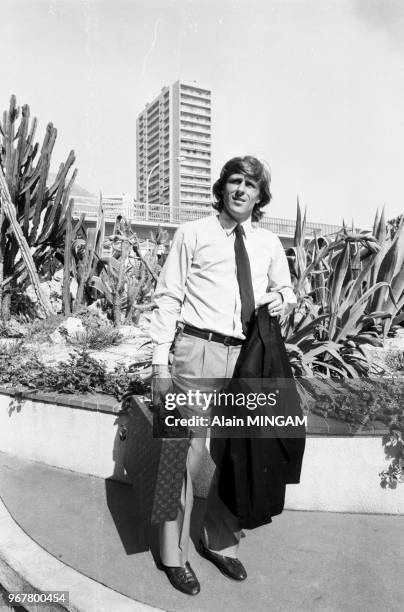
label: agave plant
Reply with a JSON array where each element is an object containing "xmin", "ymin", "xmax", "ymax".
[
  {"xmin": 368, "ymin": 213, "xmax": 404, "ymax": 335},
  {"xmin": 284, "ymin": 203, "xmax": 404, "ymax": 379}
]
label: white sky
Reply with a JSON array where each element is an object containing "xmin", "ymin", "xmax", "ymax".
[{"xmin": 2, "ymin": 0, "xmax": 404, "ymax": 228}]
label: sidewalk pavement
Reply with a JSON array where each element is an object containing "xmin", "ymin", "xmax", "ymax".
[{"xmin": 0, "ymin": 451, "xmax": 403, "ymax": 612}]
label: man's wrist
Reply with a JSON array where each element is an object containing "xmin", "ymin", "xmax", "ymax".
[
  {"xmin": 152, "ymin": 342, "xmax": 172, "ymax": 366},
  {"xmin": 270, "ymin": 288, "xmax": 286, "ymax": 304},
  {"xmin": 152, "ymin": 364, "xmax": 170, "ymax": 377}
]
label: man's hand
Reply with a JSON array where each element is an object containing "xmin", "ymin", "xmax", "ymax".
[
  {"xmin": 256, "ymin": 291, "xmax": 284, "ymax": 317},
  {"xmin": 151, "ymin": 364, "xmax": 173, "ymax": 406}
]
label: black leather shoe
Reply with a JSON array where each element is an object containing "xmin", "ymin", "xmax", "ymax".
[
  {"xmin": 163, "ymin": 562, "xmax": 201, "ymax": 595},
  {"xmin": 199, "ymin": 540, "xmax": 247, "ymax": 581}
]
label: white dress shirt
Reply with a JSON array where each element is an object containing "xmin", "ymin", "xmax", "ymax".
[{"xmin": 150, "ymin": 213, "xmax": 296, "ymax": 364}]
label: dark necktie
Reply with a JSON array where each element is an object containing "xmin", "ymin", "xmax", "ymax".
[{"xmin": 234, "ymin": 224, "xmax": 255, "ymax": 335}]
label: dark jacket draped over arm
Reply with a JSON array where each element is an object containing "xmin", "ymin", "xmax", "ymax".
[{"xmin": 211, "ymin": 306, "xmax": 306, "ymax": 529}]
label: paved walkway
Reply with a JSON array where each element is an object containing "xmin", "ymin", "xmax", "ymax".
[{"xmin": 0, "ymin": 451, "xmax": 403, "ymax": 612}]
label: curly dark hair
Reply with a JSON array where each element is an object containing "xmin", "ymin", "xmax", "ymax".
[{"xmin": 212, "ymin": 156, "xmax": 272, "ymax": 221}]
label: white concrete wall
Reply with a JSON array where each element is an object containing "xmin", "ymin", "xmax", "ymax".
[
  {"xmin": 0, "ymin": 394, "xmax": 129, "ymax": 482},
  {"xmin": 285, "ymin": 436, "xmax": 404, "ymax": 514},
  {"xmin": 1, "ymin": 393, "xmax": 403, "ymax": 514}
]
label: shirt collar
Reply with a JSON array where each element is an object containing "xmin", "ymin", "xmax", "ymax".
[{"xmin": 217, "ymin": 212, "xmax": 254, "ymax": 237}]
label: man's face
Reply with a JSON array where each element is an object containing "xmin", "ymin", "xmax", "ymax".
[{"xmin": 221, "ymin": 173, "xmax": 261, "ymax": 223}]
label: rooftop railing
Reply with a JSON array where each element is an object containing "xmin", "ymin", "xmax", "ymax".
[{"xmin": 73, "ymin": 199, "xmax": 345, "ymax": 238}]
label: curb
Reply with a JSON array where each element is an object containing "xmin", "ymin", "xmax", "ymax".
[{"xmin": 0, "ymin": 495, "xmax": 166, "ymax": 612}]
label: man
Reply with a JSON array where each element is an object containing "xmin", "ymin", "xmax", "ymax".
[{"xmin": 150, "ymin": 155, "xmax": 296, "ymax": 595}]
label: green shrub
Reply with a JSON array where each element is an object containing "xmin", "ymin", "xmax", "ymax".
[
  {"xmin": 300, "ymin": 376, "xmax": 404, "ymax": 426},
  {"xmin": 68, "ymin": 310, "xmax": 123, "ymax": 350},
  {"xmin": 0, "ymin": 349, "xmax": 150, "ymax": 400},
  {"xmin": 379, "ymin": 426, "xmax": 404, "ymax": 489},
  {"xmin": 67, "ymin": 327, "xmax": 123, "ymax": 351},
  {"xmin": 0, "ymin": 339, "xmax": 25, "ymax": 357},
  {"xmin": 25, "ymin": 314, "xmax": 66, "ymax": 343},
  {"xmin": 10, "ymin": 287, "xmax": 38, "ymax": 320},
  {"xmin": 384, "ymin": 350, "xmax": 404, "ymax": 374}
]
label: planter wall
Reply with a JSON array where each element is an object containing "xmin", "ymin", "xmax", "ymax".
[
  {"xmin": 0, "ymin": 390, "xmax": 129, "ymax": 483},
  {"xmin": 284, "ymin": 436, "xmax": 402, "ymax": 514},
  {"xmin": 0, "ymin": 390, "xmax": 403, "ymax": 515}
]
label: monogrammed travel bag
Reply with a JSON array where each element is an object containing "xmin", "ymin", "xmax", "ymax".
[{"xmin": 123, "ymin": 395, "xmax": 189, "ymax": 523}]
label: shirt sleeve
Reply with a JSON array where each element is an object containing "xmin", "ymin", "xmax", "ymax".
[
  {"xmin": 150, "ymin": 225, "xmax": 194, "ymax": 365},
  {"xmin": 267, "ymin": 234, "xmax": 297, "ymax": 311}
]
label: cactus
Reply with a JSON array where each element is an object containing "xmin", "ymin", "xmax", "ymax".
[
  {"xmin": 123, "ymin": 226, "xmax": 165, "ymax": 323},
  {"xmin": 0, "ymin": 94, "xmax": 77, "ymax": 320},
  {"xmin": 0, "ymin": 169, "xmax": 52, "ymax": 316},
  {"xmin": 0, "ymin": 182, "xmax": 6, "ymax": 315},
  {"xmin": 112, "ymin": 218, "xmax": 131, "ymax": 326},
  {"xmin": 71, "ymin": 195, "xmax": 105, "ymax": 312},
  {"xmin": 62, "ymin": 200, "xmax": 74, "ymax": 315},
  {"xmin": 79, "ymin": 213, "xmax": 165, "ymax": 325}
]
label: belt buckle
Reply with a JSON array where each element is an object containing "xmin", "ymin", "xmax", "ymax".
[{"xmin": 223, "ymin": 336, "xmax": 232, "ymax": 346}]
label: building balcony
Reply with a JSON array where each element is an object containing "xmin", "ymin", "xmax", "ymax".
[
  {"xmin": 181, "ymin": 128, "xmax": 211, "ymax": 139},
  {"xmin": 180, "ymin": 105, "xmax": 211, "ymax": 118},
  {"xmin": 146, "ymin": 104, "xmax": 159, "ymax": 118},
  {"xmin": 181, "ymin": 183, "xmax": 211, "ymax": 192},
  {"xmin": 181, "ymin": 194, "xmax": 211, "ymax": 202},
  {"xmin": 146, "ymin": 131, "xmax": 161, "ymax": 144},
  {"xmin": 180, "ymin": 202, "xmax": 212, "ymax": 209},
  {"xmin": 180, "ymin": 179, "xmax": 211, "ymax": 187},
  {"xmin": 145, "ymin": 119, "xmax": 159, "ymax": 132},
  {"xmin": 181, "ymin": 146, "xmax": 211, "ymax": 155},
  {"xmin": 180, "ymin": 91, "xmax": 211, "ymax": 103},
  {"xmin": 181, "ymin": 114, "xmax": 211, "ymax": 126},
  {"xmin": 180, "ymin": 99, "xmax": 211, "ymax": 112},
  {"xmin": 147, "ymin": 150, "xmax": 160, "ymax": 162},
  {"xmin": 181, "ymin": 157, "xmax": 211, "ymax": 166},
  {"xmin": 181, "ymin": 129, "xmax": 210, "ymax": 141},
  {"xmin": 180, "ymin": 84, "xmax": 210, "ymax": 96},
  {"xmin": 180, "ymin": 134, "xmax": 210, "ymax": 143},
  {"xmin": 180, "ymin": 121, "xmax": 211, "ymax": 133},
  {"xmin": 180, "ymin": 174, "xmax": 211, "ymax": 183},
  {"xmin": 180, "ymin": 157, "xmax": 211, "ymax": 167},
  {"xmin": 181, "ymin": 164, "xmax": 211, "ymax": 173}
]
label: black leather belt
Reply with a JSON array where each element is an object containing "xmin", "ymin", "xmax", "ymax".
[{"xmin": 182, "ymin": 324, "xmax": 244, "ymax": 346}]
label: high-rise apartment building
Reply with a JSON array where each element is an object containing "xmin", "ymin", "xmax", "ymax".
[{"xmin": 136, "ymin": 80, "xmax": 212, "ymax": 220}]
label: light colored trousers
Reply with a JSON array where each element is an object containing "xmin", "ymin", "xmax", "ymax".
[{"xmin": 160, "ymin": 330, "xmax": 244, "ymax": 567}]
